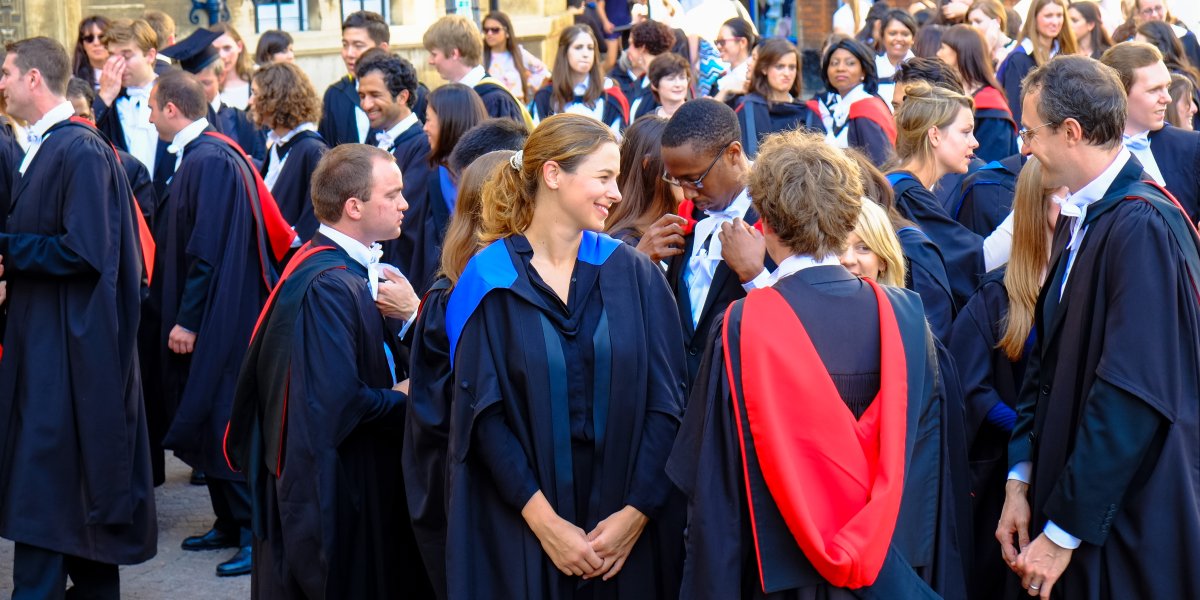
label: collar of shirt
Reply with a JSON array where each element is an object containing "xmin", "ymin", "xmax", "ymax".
[
  {"xmin": 124, "ymin": 81, "xmax": 155, "ymax": 102},
  {"xmin": 768, "ymin": 254, "xmax": 842, "ymax": 286},
  {"xmin": 209, "ymin": 96, "xmax": 223, "ymax": 113},
  {"xmin": 26, "ymin": 101, "xmax": 74, "ymax": 144},
  {"xmin": 1123, "ymin": 129, "xmax": 1150, "ymax": 151},
  {"xmin": 318, "ymin": 223, "xmax": 384, "ymax": 297},
  {"xmin": 377, "ymin": 112, "xmax": 419, "ymax": 147},
  {"xmin": 572, "ymin": 79, "xmax": 591, "ymax": 97},
  {"xmin": 168, "ymin": 118, "xmax": 210, "ymax": 156},
  {"xmin": 267, "ymin": 122, "xmax": 317, "ymax": 149},
  {"xmin": 1057, "ymin": 148, "xmax": 1131, "ymax": 252},
  {"xmin": 459, "ymin": 64, "xmax": 487, "ymax": 88},
  {"xmin": 691, "ymin": 186, "xmax": 753, "ymax": 260}
]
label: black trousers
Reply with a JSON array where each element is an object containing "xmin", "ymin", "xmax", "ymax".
[
  {"xmin": 11, "ymin": 542, "xmax": 118, "ymax": 600},
  {"xmin": 208, "ymin": 477, "xmax": 253, "ymax": 547}
]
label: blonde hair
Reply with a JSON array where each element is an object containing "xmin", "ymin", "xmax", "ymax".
[
  {"xmin": 480, "ymin": 114, "xmax": 618, "ymax": 241},
  {"xmin": 442, "ymin": 150, "xmax": 514, "ymax": 285},
  {"xmin": 969, "ymin": 0, "xmax": 1008, "ymax": 33},
  {"xmin": 999, "ymin": 157, "xmax": 1053, "ymax": 360},
  {"xmin": 1019, "ymin": 0, "xmax": 1078, "ymax": 66},
  {"xmin": 893, "ymin": 80, "xmax": 974, "ymax": 166},
  {"xmin": 852, "ymin": 200, "xmax": 907, "ymax": 287},
  {"xmin": 102, "ymin": 18, "xmax": 157, "ymax": 53},
  {"xmin": 749, "ymin": 129, "xmax": 863, "ymax": 257},
  {"xmin": 422, "ymin": 15, "xmax": 483, "ymax": 66}
]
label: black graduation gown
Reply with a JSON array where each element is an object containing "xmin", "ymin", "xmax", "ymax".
[
  {"xmin": 94, "ymin": 90, "xmax": 175, "ymax": 201},
  {"xmin": 890, "ymin": 172, "xmax": 984, "ymax": 309},
  {"xmin": 530, "ymin": 86, "xmax": 628, "ymax": 132},
  {"xmin": 1148, "ymin": 123, "xmax": 1200, "ymax": 223},
  {"xmin": 955, "ymin": 154, "xmax": 1024, "ymax": 237},
  {"xmin": 897, "ymin": 226, "xmax": 956, "ymax": 342},
  {"xmin": 946, "ymin": 268, "xmax": 1027, "ymax": 600},
  {"xmin": 217, "ymin": 103, "xmax": 268, "ymax": 164},
  {"xmin": 0, "ymin": 133, "xmax": 23, "ymax": 226},
  {"xmin": 996, "ymin": 47, "xmax": 1035, "ymax": 126},
  {"xmin": 0, "ymin": 118, "xmax": 156, "ymax": 564},
  {"xmin": 1008, "ymin": 157, "xmax": 1200, "ymax": 599},
  {"xmin": 117, "ymin": 149, "xmax": 157, "ymax": 226},
  {"xmin": 319, "ymin": 75, "xmax": 364, "ymax": 146},
  {"xmin": 226, "ymin": 234, "xmax": 432, "ymax": 599},
  {"xmin": 403, "ymin": 278, "xmax": 453, "ymax": 599},
  {"xmin": 934, "ymin": 157, "xmax": 986, "ymax": 219},
  {"xmin": 404, "ymin": 164, "xmax": 452, "ymax": 296},
  {"xmin": 607, "ymin": 66, "xmax": 639, "ymax": 105},
  {"xmin": 628, "ymin": 92, "xmax": 659, "ymax": 121},
  {"xmin": 735, "ymin": 93, "xmax": 823, "ymax": 159},
  {"xmin": 813, "ymin": 94, "xmax": 897, "ymax": 167},
  {"xmin": 262, "ymin": 130, "xmax": 328, "ymax": 242},
  {"xmin": 475, "ymin": 79, "xmax": 528, "ymax": 124},
  {"xmin": 972, "ymin": 86, "xmax": 1019, "ymax": 163},
  {"xmin": 159, "ymin": 129, "xmax": 278, "ymax": 480},
  {"xmin": 444, "ymin": 233, "xmax": 687, "ymax": 599},
  {"xmin": 664, "ymin": 266, "xmax": 944, "ymax": 599},
  {"xmin": 378, "ymin": 124, "xmax": 432, "ymax": 281}
]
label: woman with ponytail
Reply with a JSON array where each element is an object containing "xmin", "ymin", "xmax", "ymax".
[{"xmin": 442, "ymin": 113, "xmax": 687, "ymax": 599}]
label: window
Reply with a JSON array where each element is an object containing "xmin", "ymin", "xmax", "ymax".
[
  {"xmin": 340, "ymin": 0, "xmax": 389, "ymax": 23},
  {"xmin": 255, "ymin": 0, "xmax": 310, "ymax": 32}
]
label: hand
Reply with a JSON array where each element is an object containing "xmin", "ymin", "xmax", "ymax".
[
  {"xmin": 393, "ymin": 379, "xmax": 410, "ymax": 394},
  {"xmin": 634, "ymin": 213, "xmax": 687, "ymax": 262},
  {"xmin": 941, "ymin": 0, "xmax": 969, "ymax": 20},
  {"xmin": 168, "ymin": 324, "xmax": 197, "ymax": 354},
  {"xmin": 718, "ymin": 219, "xmax": 766, "ymax": 284},
  {"xmin": 1016, "ymin": 533, "xmax": 1074, "ymax": 599},
  {"xmin": 523, "ymin": 491, "xmax": 604, "ymax": 577},
  {"xmin": 375, "ymin": 269, "xmax": 419, "ymax": 321},
  {"xmin": 601, "ymin": 18, "xmax": 615, "ymax": 34},
  {"xmin": 0, "ymin": 281, "xmax": 6, "ymax": 307},
  {"xmin": 586, "ymin": 505, "xmax": 648, "ymax": 581},
  {"xmin": 98, "ymin": 55, "xmax": 126, "ymax": 107},
  {"xmin": 996, "ymin": 479, "xmax": 1031, "ymax": 572}
]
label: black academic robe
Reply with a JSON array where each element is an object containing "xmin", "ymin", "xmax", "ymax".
[
  {"xmin": 972, "ymin": 86, "xmax": 1019, "ymax": 163},
  {"xmin": 475, "ymin": 79, "xmax": 528, "ymax": 124},
  {"xmin": 956, "ymin": 154, "xmax": 1024, "ymax": 237},
  {"xmin": 378, "ymin": 124, "xmax": 432, "ymax": 281},
  {"xmin": 405, "ymin": 165, "xmax": 452, "ymax": 296},
  {"xmin": 898, "ymin": 226, "xmax": 956, "ymax": 343},
  {"xmin": 890, "ymin": 172, "xmax": 984, "ymax": 309},
  {"xmin": 735, "ymin": 93, "xmax": 823, "ymax": 159},
  {"xmin": 1148, "ymin": 123, "xmax": 1200, "ymax": 223},
  {"xmin": 1008, "ymin": 156, "xmax": 1200, "ymax": 599},
  {"xmin": 159, "ymin": 129, "xmax": 278, "ymax": 480},
  {"xmin": 811, "ymin": 94, "xmax": 897, "ymax": 166},
  {"xmin": 94, "ymin": 89, "xmax": 175, "ymax": 202},
  {"xmin": 262, "ymin": 130, "xmax": 327, "ymax": 242},
  {"xmin": 935, "ymin": 158, "xmax": 986, "ymax": 219},
  {"xmin": 217, "ymin": 103, "xmax": 268, "ymax": 164},
  {"xmin": 946, "ymin": 268, "xmax": 1027, "ymax": 600},
  {"xmin": 996, "ymin": 47, "xmax": 1035, "ymax": 126},
  {"xmin": 403, "ymin": 278, "xmax": 453, "ymax": 599},
  {"xmin": 628, "ymin": 92, "xmax": 659, "ymax": 121},
  {"xmin": 530, "ymin": 86, "xmax": 628, "ymax": 132},
  {"xmin": 0, "ymin": 118, "xmax": 156, "ymax": 564},
  {"xmin": 0, "ymin": 133, "xmax": 24, "ymax": 226},
  {"xmin": 664, "ymin": 266, "xmax": 944, "ymax": 599},
  {"xmin": 226, "ymin": 234, "xmax": 432, "ymax": 599},
  {"xmin": 608, "ymin": 66, "xmax": 640, "ymax": 107},
  {"xmin": 444, "ymin": 233, "xmax": 687, "ymax": 599},
  {"xmin": 319, "ymin": 75, "xmax": 364, "ymax": 146}
]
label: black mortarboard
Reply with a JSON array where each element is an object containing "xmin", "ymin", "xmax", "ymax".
[{"xmin": 160, "ymin": 28, "xmax": 223, "ymax": 74}]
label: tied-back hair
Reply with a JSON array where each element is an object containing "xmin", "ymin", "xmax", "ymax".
[
  {"xmin": 441, "ymin": 150, "xmax": 515, "ymax": 285},
  {"xmin": 892, "ymin": 80, "xmax": 974, "ymax": 165},
  {"xmin": 551, "ymin": 25, "xmax": 604, "ymax": 113},
  {"xmin": 426, "ymin": 83, "xmax": 487, "ymax": 167},
  {"xmin": 482, "ymin": 11, "xmax": 533, "ymax": 102},
  {"xmin": 1019, "ymin": 0, "xmax": 1078, "ymax": 66},
  {"xmin": 209, "ymin": 22, "xmax": 256, "ymax": 81},
  {"xmin": 607, "ymin": 116, "xmax": 674, "ymax": 240},
  {"xmin": 942, "ymin": 24, "xmax": 1004, "ymax": 91},
  {"xmin": 251, "ymin": 62, "xmax": 322, "ymax": 130},
  {"xmin": 852, "ymin": 200, "xmax": 908, "ymax": 287},
  {"xmin": 821, "ymin": 37, "xmax": 880, "ymax": 95},
  {"xmin": 751, "ymin": 38, "xmax": 802, "ymax": 102},
  {"xmin": 1136, "ymin": 21, "xmax": 1200, "ymax": 83},
  {"xmin": 969, "ymin": 0, "xmax": 1008, "ymax": 35},
  {"xmin": 999, "ymin": 157, "xmax": 1052, "ymax": 360},
  {"xmin": 254, "ymin": 30, "xmax": 293, "ymax": 66},
  {"xmin": 481, "ymin": 113, "xmax": 617, "ymax": 242}
]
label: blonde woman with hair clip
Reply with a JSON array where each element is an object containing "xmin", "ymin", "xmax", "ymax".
[
  {"xmin": 947, "ymin": 157, "xmax": 1062, "ymax": 600},
  {"xmin": 841, "ymin": 199, "xmax": 907, "ymax": 287}
]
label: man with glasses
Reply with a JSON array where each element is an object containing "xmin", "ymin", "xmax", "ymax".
[
  {"xmin": 658, "ymin": 98, "xmax": 770, "ymax": 381},
  {"xmin": 996, "ymin": 55, "xmax": 1200, "ymax": 599},
  {"xmin": 1126, "ymin": 0, "xmax": 1200, "ymax": 69}
]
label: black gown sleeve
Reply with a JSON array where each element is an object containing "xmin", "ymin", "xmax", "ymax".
[
  {"xmin": 175, "ymin": 258, "xmax": 212, "ymax": 332},
  {"xmin": 472, "ymin": 405, "xmax": 540, "ymax": 510},
  {"xmin": 0, "ymin": 233, "xmax": 95, "ymax": 276},
  {"xmin": 947, "ymin": 284, "xmax": 1010, "ymax": 441},
  {"xmin": 998, "ymin": 52, "xmax": 1032, "ymax": 126},
  {"xmin": 849, "ymin": 116, "xmax": 895, "ymax": 167}
]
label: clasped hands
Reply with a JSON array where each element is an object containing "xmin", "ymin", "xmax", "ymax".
[
  {"xmin": 522, "ymin": 491, "xmax": 648, "ymax": 581},
  {"xmin": 996, "ymin": 480, "xmax": 1075, "ymax": 599}
]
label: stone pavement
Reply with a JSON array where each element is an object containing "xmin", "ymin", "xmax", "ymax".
[{"xmin": 0, "ymin": 456, "xmax": 251, "ymax": 598}]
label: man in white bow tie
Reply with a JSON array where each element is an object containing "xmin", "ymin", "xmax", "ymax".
[
  {"xmin": 1101, "ymin": 41, "xmax": 1200, "ymax": 223},
  {"xmin": 659, "ymin": 98, "xmax": 771, "ymax": 382},
  {"xmin": 94, "ymin": 19, "xmax": 163, "ymax": 176},
  {"xmin": 226, "ymin": 143, "xmax": 432, "ymax": 598}
]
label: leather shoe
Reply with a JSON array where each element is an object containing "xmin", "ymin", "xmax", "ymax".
[
  {"xmin": 181, "ymin": 528, "xmax": 240, "ymax": 551},
  {"xmin": 216, "ymin": 545, "xmax": 252, "ymax": 577},
  {"xmin": 189, "ymin": 469, "xmax": 206, "ymax": 486}
]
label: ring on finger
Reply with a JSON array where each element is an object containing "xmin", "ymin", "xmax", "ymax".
[{"xmin": 1029, "ymin": 584, "xmax": 1041, "ymax": 591}]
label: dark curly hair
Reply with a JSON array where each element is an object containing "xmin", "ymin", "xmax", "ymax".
[
  {"xmin": 630, "ymin": 19, "xmax": 676, "ymax": 55},
  {"xmin": 356, "ymin": 52, "xmax": 419, "ymax": 108},
  {"xmin": 661, "ymin": 97, "xmax": 740, "ymax": 156},
  {"xmin": 251, "ymin": 62, "xmax": 322, "ymax": 130}
]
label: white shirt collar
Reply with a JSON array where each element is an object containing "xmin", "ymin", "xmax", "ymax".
[
  {"xmin": 210, "ymin": 96, "xmax": 222, "ymax": 113},
  {"xmin": 1057, "ymin": 148, "xmax": 1131, "ymax": 252},
  {"xmin": 317, "ymin": 223, "xmax": 381, "ymax": 270},
  {"xmin": 168, "ymin": 118, "xmax": 209, "ymax": 155},
  {"xmin": 768, "ymin": 254, "xmax": 843, "ymax": 286},
  {"xmin": 704, "ymin": 186, "xmax": 752, "ymax": 221},
  {"xmin": 381, "ymin": 112, "xmax": 419, "ymax": 142},
  {"xmin": 459, "ymin": 64, "xmax": 487, "ymax": 87},
  {"xmin": 27, "ymin": 101, "xmax": 75, "ymax": 142},
  {"xmin": 125, "ymin": 79, "xmax": 155, "ymax": 99},
  {"xmin": 267, "ymin": 122, "xmax": 317, "ymax": 148}
]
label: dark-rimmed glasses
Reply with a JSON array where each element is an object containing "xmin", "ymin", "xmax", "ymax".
[
  {"xmin": 662, "ymin": 141, "xmax": 732, "ymax": 190},
  {"xmin": 1018, "ymin": 121, "xmax": 1057, "ymax": 144}
]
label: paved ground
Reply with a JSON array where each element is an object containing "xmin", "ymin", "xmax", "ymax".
[{"xmin": 0, "ymin": 456, "xmax": 252, "ymax": 598}]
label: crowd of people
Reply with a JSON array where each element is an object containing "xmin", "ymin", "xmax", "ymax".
[{"xmin": 0, "ymin": 0, "xmax": 1198, "ymax": 599}]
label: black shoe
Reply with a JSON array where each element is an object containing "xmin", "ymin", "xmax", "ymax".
[
  {"xmin": 189, "ymin": 469, "xmax": 206, "ymax": 486},
  {"xmin": 182, "ymin": 528, "xmax": 240, "ymax": 551},
  {"xmin": 216, "ymin": 545, "xmax": 252, "ymax": 577}
]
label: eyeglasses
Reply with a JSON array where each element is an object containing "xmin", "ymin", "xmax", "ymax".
[
  {"xmin": 662, "ymin": 141, "xmax": 732, "ymax": 190},
  {"xmin": 1018, "ymin": 121, "xmax": 1057, "ymax": 144},
  {"xmin": 1139, "ymin": 5, "xmax": 1165, "ymax": 17},
  {"xmin": 483, "ymin": 26, "xmax": 504, "ymax": 34},
  {"xmin": 81, "ymin": 34, "xmax": 102, "ymax": 43},
  {"xmin": 714, "ymin": 36, "xmax": 744, "ymax": 48}
]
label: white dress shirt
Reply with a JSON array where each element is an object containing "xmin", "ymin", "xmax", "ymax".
[
  {"xmin": 116, "ymin": 81, "xmax": 160, "ymax": 173},
  {"xmin": 768, "ymin": 254, "xmax": 843, "ymax": 286},
  {"xmin": 1122, "ymin": 130, "xmax": 1164, "ymax": 187},
  {"xmin": 819, "ymin": 84, "xmax": 872, "ymax": 149},
  {"xmin": 1007, "ymin": 148, "xmax": 1132, "ymax": 551},
  {"xmin": 684, "ymin": 187, "xmax": 769, "ymax": 326},
  {"xmin": 264, "ymin": 122, "xmax": 318, "ymax": 191},
  {"xmin": 167, "ymin": 118, "xmax": 211, "ymax": 173},
  {"xmin": 458, "ymin": 64, "xmax": 487, "ymax": 88},
  {"xmin": 318, "ymin": 224, "xmax": 419, "ymax": 340},
  {"xmin": 375, "ymin": 113, "xmax": 419, "ymax": 151},
  {"xmin": 18, "ymin": 101, "xmax": 75, "ymax": 175},
  {"xmin": 352, "ymin": 78, "xmax": 370, "ymax": 144}
]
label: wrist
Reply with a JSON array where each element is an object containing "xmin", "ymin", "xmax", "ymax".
[{"xmin": 1005, "ymin": 479, "xmax": 1029, "ymax": 496}]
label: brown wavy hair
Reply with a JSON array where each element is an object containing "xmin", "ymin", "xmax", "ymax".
[
  {"xmin": 999, "ymin": 157, "xmax": 1053, "ymax": 360},
  {"xmin": 441, "ymin": 150, "xmax": 514, "ymax": 285},
  {"xmin": 250, "ymin": 62, "xmax": 321, "ymax": 130},
  {"xmin": 481, "ymin": 113, "xmax": 617, "ymax": 242}
]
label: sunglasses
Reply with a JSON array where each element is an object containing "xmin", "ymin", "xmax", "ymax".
[
  {"xmin": 82, "ymin": 34, "xmax": 103, "ymax": 43},
  {"xmin": 714, "ymin": 36, "xmax": 744, "ymax": 48},
  {"xmin": 483, "ymin": 27, "xmax": 504, "ymax": 34}
]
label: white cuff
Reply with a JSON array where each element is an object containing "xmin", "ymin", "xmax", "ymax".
[
  {"xmin": 1043, "ymin": 521, "xmax": 1082, "ymax": 549},
  {"xmin": 740, "ymin": 269, "xmax": 771, "ymax": 292},
  {"xmin": 397, "ymin": 298, "xmax": 422, "ymax": 341},
  {"xmin": 1007, "ymin": 461, "xmax": 1032, "ymax": 484}
]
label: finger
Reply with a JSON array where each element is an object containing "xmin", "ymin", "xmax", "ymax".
[
  {"xmin": 582, "ymin": 546, "xmax": 604, "ymax": 571},
  {"xmin": 999, "ymin": 538, "xmax": 1018, "ymax": 567},
  {"xmin": 662, "ymin": 223, "xmax": 686, "ymax": 236},
  {"xmin": 1017, "ymin": 524, "xmax": 1030, "ymax": 550},
  {"xmin": 664, "ymin": 233, "xmax": 686, "ymax": 246},
  {"xmin": 603, "ymin": 555, "xmax": 628, "ymax": 581},
  {"xmin": 1040, "ymin": 578, "xmax": 1054, "ymax": 600}
]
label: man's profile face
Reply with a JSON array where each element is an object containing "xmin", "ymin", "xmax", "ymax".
[
  {"xmin": 341, "ymin": 27, "xmax": 378, "ymax": 75},
  {"xmin": 1126, "ymin": 61, "xmax": 1172, "ymax": 133},
  {"xmin": 360, "ymin": 158, "xmax": 407, "ymax": 242},
  {"xmin": 661, "ymin": 141, "xmax": 743, "ymax": 213}
]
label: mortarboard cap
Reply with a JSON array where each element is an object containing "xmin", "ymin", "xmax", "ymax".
[{"xmin": 160, "ymin": 28, "xmax": 223, "ymax": 75}]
